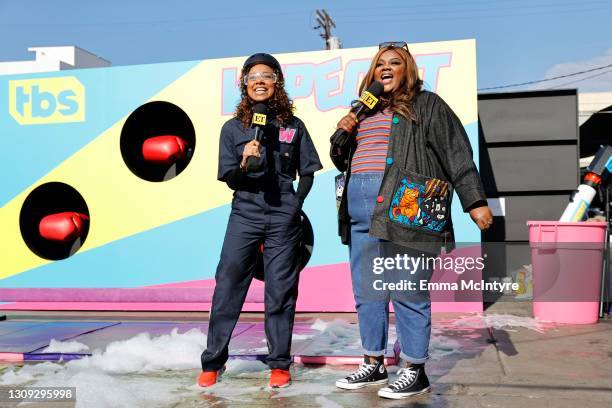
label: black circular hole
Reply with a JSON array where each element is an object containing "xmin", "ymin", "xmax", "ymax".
[
  {"xmin": 120, "ymin": 101, "xmax": 196, "ymax": 182},
  {"xmin": 19, "ymin": 182, "xmax": 90, "ymax": 260}
]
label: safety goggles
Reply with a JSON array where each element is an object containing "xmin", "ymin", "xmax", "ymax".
[
  {"xmin": 243, "ymin": 72, "xmax": 277, "ymax": 85},
  {"xmin": 378, "ymin": 41, "xmax": 410, "ymax": 52}
]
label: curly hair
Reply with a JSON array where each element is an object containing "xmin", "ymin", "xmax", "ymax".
[
  {"xmin": 235, "ymin": 66, "xmax": 294, "ymax": 128},
  {"xmin": 359, "ymin": 46, "xmax": 423, "ymax": 122}
]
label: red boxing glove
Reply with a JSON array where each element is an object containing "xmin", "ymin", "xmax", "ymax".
[
  {"xmin": 39, "ymin": 212, "xmax": 89, "ymax": 242},
  {"xmin": 142, "ymin": 135, "xmax": 189, "ymax": 165}
]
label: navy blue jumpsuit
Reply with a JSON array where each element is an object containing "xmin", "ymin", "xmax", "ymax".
[{"xmin": 201, "ymin": 115, "xmax": 322, "ymax": 371}]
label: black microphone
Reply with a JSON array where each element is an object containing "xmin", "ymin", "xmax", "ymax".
[
  {"xmin": 245, "ymin": 103, "xmax": 268, "ymax": 172},
  {"xmin": 330, "ymin": 80, "xmax": 384, "ymax": 147}
]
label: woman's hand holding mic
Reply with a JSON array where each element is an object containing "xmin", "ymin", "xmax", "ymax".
[
  {"xmin": 336, "ymin": 112, "xmax": 358, "ymax": 135},
  {"xmin": 240, "ymin": 140, "xmax": 261, "ymax": 170}
]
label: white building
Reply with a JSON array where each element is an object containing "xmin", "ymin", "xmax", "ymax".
[
  {"xmin": 0, "ymin": 46, "xmax": 110, "ymax": 75},
  {"xmin": 579, "ymin": 91, "xmax": 612, "ymax": 125},
  {"xmin": 578, "ymin": 91, "xmax": 611, "ymax": 166}
]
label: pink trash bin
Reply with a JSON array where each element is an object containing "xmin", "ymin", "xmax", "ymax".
[{"xmin": 527, "ymin": 221, "xmax": 607, "ymax": 324}]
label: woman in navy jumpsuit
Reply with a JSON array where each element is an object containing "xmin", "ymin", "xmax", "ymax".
[{"xmin": 198, "ymin": 53, "xmax": 322, "ymax": 388}]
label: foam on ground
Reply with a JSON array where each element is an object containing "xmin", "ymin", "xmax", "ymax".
[
  {"xmin": 0, "ymin": 328, "xmax": 207, "ymax": 407},
  {"xmin": 42, "ymin": 339, "xmax": 90, "ymax": 354},
  {"xmin": 316, "ymin": 395, "xmax": 344, "ymax": 407},
  {"xmin": 0, "ymin": 317, "xmax": 519, "ymax": 406},
  {"xmin": 309, "ymin": 318, "xmax": 363, "ymax": 355},
  {"xmin": 452, "ymin": 313, "xmax": 554, "ymax": 333}
]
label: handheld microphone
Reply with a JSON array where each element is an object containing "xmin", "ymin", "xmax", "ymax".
[
  {"xmin": 246, "ymin": 103, "xmax": 268, "ymax": 172},
  {"xmin": 330, "ymin": 80, "xmax": 384, "ymax": 147}
]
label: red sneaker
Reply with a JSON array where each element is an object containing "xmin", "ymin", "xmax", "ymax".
[
  {"xmin": 269, "ymin": 369, "xmax": 291, "ymax": 388},
  {"xmin": 197, "ymin": 368, "xmax": 224, "ymax": 387}
]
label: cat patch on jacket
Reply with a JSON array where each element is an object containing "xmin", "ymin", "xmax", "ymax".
[{"xmin": 389, "ymin": 177, "xmax": 449, "ymax": 233}]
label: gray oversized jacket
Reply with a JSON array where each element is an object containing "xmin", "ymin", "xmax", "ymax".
[{"xmin": 333, "ymin": 90, "xmax": 486, "ymax": 254}]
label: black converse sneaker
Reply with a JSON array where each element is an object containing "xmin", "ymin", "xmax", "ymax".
[
  {"xmin": 377, "ymin": 364, "xmax": 430, "ymax": 399},
  {"xmin": 335, "ymin": 358, "xmax": 388, "ymax": 390}
]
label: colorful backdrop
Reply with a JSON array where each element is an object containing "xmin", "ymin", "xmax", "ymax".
[{"xmin": 0, "ymin": 39, "xmax": 482, "ymax": 312}]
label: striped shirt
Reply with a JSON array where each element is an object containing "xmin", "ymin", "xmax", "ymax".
[{"xmin": 350, "ymin": 110, "xmax": 392, "ymax": 174}]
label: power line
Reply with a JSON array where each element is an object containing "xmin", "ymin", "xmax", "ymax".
[
  {"xmin": 335, "ymin": 0, "xmax": 611, "ymax": 20},
  {"xmin": 329, "ymin": 0, "xmax": 611, "ymax": 15},
  {"xmin": 340, "ymin": 7, "xmax": 610, "ymax": 26},
  {"xmin": 547, "ymin": 68, "xmax": 612, "ymax": 89},
  {"xmin": 478, "ymin": 63, "xmax": 612, "ymax": 91}
]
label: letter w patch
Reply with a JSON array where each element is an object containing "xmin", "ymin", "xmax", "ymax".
[{"xmin": 279, "ymin": 127, "xmax": 296, "ymax": 143}]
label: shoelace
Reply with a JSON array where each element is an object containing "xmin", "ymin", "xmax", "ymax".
[
  {"xmin": 348, "ymin": 362, "xmax": 376, "ymax": 380},
  {"xmin": 390, "ymin": 367, "xmax": 417, "ymax": 390}
]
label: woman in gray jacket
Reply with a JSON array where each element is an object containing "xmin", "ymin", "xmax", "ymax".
[{"xmin": 332, "ymin": 41, "xmax": 493, "ymax": 400}]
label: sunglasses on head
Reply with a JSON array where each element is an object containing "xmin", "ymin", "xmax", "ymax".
[{"xmin": 378, "ymin": 41, "xmax": 409, "ymax": 52}]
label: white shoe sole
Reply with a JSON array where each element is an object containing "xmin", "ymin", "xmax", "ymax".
[
  {"xmin": 269, "ymin": 381, "xmax": 291, "ymax": 389},
  {"xmin": 335, "ymin": 378, "xmax": 388, "ymax": 390},
  {"xmin": 378, "ymin": 386, "xmax": 431, "ymax": 399}
]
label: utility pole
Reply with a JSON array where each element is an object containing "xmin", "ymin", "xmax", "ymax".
[{"xmin": 314, "ymin": 9, "xmax": 341, "ymax": 50}]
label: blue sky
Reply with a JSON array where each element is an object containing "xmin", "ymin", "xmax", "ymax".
[{"xmin": 1, "ymin": 0, "xmax": 611, "ymax": 92}]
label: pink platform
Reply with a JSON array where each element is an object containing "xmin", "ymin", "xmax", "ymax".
[
  {"xmin": 0, "ymin": 352, "xmax": 24, "ymax": 363},
  {"xmin": 0, "ymin": 247, "xmax": 484, "ymax": 313},
  {"xmin": 294, "ymin": 355, "xmax": 397, "ymax": 366},
  {"xmin": 528, "ymin": 221, "xmax": 607, "ymax": 324}
]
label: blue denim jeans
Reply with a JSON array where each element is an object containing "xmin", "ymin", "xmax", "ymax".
[{"xmin": 348, "ymin": 172, "xmax": 431, "ymax": 364}]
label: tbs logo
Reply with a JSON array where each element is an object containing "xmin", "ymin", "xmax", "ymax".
[{"xmin": 9, "ymin": 77, "xmax": 85, "ymax": 125}]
